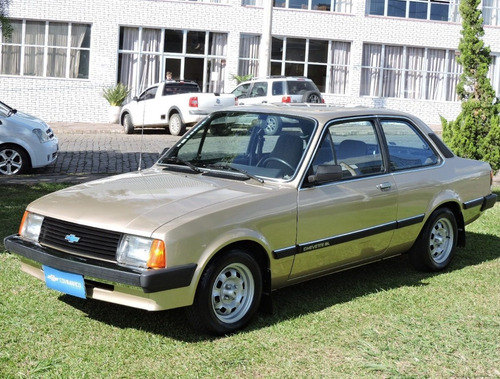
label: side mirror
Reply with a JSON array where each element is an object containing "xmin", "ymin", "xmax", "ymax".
[
  {"xmin": 133, "ymin": 96, "xmax": 138, "ymax": 101},
  {"xmin": 308, "ymin": 164, "xmax": 343, "ymax": 184}
]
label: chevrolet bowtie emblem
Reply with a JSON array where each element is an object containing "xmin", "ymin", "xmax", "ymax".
[{"xmin": 65, "ymin": 234, "xmax": 81, "ymax": 244}]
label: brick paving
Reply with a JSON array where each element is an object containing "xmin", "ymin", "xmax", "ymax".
[{"xmin": 3, "ymin": 123, "xmax": 181, "ymax": 184}]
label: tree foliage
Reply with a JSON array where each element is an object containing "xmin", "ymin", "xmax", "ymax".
[
  {"xmin": 441, "ymin": 0, "xmax": 500, "ymax": 173},
  {"xmin": 0, "ymin": 0, "xmax": 12, "ymax": 38}
]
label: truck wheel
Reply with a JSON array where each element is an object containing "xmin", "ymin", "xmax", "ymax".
[
  {"xmin": 186, "ymin": 249, "xmax": 262, "ymax": 335},
  {"xmin": 0, "ymin": 144, "xmax": 30, "ymax": 175},
  {"xmin": 409, "ymin": 208, "xmax": 458, "ymax": 272},
  {"xmin": 169, "ymin": 113, "xmax": 186, "ymax": 136},
  {"xmin": 122, "ymin": 114, "xmax": 134, "ymax": 134}
]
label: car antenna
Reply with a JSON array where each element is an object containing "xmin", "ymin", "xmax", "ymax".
[{"xmin": 138, "ymin": 94, "xmax": 145, "ymax": 171}]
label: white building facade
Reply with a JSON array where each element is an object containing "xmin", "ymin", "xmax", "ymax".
[{"xmin": 1, "ymin": 0, "xmax": 500, "ymax": 127}]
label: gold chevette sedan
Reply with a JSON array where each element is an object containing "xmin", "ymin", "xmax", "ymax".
[{"xmin": 5, "ymin": 105, "xmax": 497, "ymax": 334}]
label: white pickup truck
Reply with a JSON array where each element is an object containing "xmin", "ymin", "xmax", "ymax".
[{"xmin": 119, "ymin": 81, "xmax": 236, "ymax": 136}]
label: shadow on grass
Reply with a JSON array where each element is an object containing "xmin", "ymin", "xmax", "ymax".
[{"xmin": 60, "ymin": 229, "xmax": 500, "ymax": 342}]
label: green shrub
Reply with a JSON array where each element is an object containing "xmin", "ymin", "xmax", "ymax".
[
  {"xmin": 441, "ymin": 0, "xmax": 500, "ymax": 174},
  {"xmin": 102, "ymin": 83, "xmax": 130, "ymax": 106}
]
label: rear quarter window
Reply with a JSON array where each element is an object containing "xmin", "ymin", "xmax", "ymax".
[{"xmin": 381, "ymin": 120, "xmax": 439, "ymax": 171}]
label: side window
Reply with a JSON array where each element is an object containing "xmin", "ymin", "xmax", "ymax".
[
  {"xmin": 232, "ymin": 83, "xmax": 251, "ymax": 98},
  {"xmin": 272, "ymin": 81, "xmax": 285, "ymax": 96},
  {"xmin": 250, "ymin": 82, "xmax": 268, "ymax": 97},
  {"xmin": 138, "ymin": 87, "xmax": 157, "ymax": 101},
  {"xmin": 311, "ymin": 120, "xmax": 384, "ymax": 180},
  {"xmin": 381, "ymin": 120, "xmax": 439, "ymax": 171},
  {"xmin": 332, "ymin": 121, "xmax": 384, "ymax": 177}
]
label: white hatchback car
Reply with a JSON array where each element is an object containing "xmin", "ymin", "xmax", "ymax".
[{"xmin": 0, "ymin": 101, "xmax": 58, "ymax": 175}]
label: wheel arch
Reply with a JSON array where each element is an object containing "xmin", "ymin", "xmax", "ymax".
[
  {"xmin": 119, "ymin": 110, "xmax": 130, "ymax": 126},
  {"xmin": 167, "ymin": 107, "xmax": 184, "ymax": 123},
  {"xmin": 195, "ymin": 239, "xmax": 272, "ymax": 301},
  {"xmin": 431, "ymin": 201, "xmax": 465, "ymax": 248}
]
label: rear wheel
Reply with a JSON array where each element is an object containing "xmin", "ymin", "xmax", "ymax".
[
  {"xmin": 302, "ymin": 91, "xmax": 322, "ymax": 103},
  {"xmin": 186, "ymin": 249, "xmax": 262, "ymax": 335},
  {"xmin": 0, "ymin": 144, "xmax": 30, "ymax": 175},
  {"xmin": 169, "ymin": 113, "xmax": 186, "ymax": 136},
  {"xmin": 122, "ymin": 114, "xmax": 134, "ymax": 134},
  {"xmin": 410, "ymin": 208, "xmax": 458, "ymax": 272}
]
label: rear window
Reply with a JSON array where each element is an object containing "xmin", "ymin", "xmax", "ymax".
[
  {"xmin": 286, "ymin": 80, "xmax": 317, "ymax": 95},
  {"xmin": 163, "ymin": 82, "xmax": 200, "ymax": 95}
]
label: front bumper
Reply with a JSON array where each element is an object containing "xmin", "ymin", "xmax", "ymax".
[{"xmin": 4, "ymin": 234, "xmax": 197, "ymax": 293}]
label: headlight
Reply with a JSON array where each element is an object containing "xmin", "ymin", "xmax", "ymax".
[
  {"xmin": 19, "ymin": 211, "xmax": 44, "ymax": 242},
  {"xmin": 117, "ymin": 235, "xmax": 166, "ymax": 269},
  {"xmin": 32, "ymin": 128, "xmax": 50, "ymax": 143}
]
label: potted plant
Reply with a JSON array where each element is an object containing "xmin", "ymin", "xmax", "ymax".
[{"xmin": 102, "ymin": 83, "xmax": 130, "ymax": 123}]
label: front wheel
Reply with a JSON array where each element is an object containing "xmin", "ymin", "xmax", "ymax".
[
  {"xmin": 186, "ymin": 249, "xmax": 262, "ymax": 335},
  {"xmin": 409, "ymin": 208, "xmax": 458, "ymax": 272},
  {"xmin": 122, "ymin": 113, "xmax": 134, "ymax": 134},
  {"xmin": 169, "ymin": 113, "xmax": 186, "ymax": 136},
  {"xmin": 0, "ymin": 144, "xmax": 30, "ymax": 175}
]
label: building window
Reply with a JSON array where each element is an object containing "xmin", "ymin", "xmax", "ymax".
[
  {"xmin": 366, "ymin": 0, "xmax": 461, "ymax": 22},
  {"xmin": 0, "ymin": 20, "xmax": 91, "ymax": 79},
  {"xmin": 361, "ymin": 43, "xmax": 461, "ymax": 101},
  {"xmin": 238, "ymin": 34, "xmax": 260, "ymax": 78},
  {"xmin": 243, "ymin": 0, "xmax": 352, "ymax": 12},
  {"xmin": 118, "ymin": 27, "xmax": 228, "ymax": 96},
  {"xmin": 483, "ymin": 0, "xmax": 500, "ymax": 26},
  {"xmin": 270, "ymin": 36, "xmax": 350, "ymax": 93},
  {"xmin": 490, "ymin": 54, "xmax": 500, "ymax": 96}
]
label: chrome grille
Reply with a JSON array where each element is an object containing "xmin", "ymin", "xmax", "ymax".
[{"xmin": 39, "ymin": 217, "xmax": 122, "ymax": 261}]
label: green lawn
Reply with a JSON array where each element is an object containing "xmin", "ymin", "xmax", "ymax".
[{"xmin": 1, "ymin": 184, "xmax": 499, "ymax": 378}]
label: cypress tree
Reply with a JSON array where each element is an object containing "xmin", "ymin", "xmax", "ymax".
[
  {"xmin": 441, "ymin": 0, "xmax": 500, "ymax": 173},
  {"xmin": 0, "ymin": 0, "xmax": 12, "ymax": 38}
]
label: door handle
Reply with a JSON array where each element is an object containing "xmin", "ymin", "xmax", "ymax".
[{"xmin": 377, "ymin": 182, "xmax": 392, "ymax": 191}]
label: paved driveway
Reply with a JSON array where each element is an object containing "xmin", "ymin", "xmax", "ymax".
[{"xmin": 4, "ymin": 124, "xmax": 181, "ymax": 184}]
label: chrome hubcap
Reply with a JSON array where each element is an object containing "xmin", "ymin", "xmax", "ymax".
[
  {"xmin": 0, "ymin": 149, "xmax": 22, "ymax": 175},
  {"xmin": 212, "ymin": 263, "xmax": 254, "ymax": 323},
  {"xmin": 428, "ymin": 218, "xmax": 454, "ymax": 264}
]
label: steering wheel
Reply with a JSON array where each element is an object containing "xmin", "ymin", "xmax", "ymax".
[{"xmin": 259, "ymin": 157, "xmax": 295, "ymax": 172}]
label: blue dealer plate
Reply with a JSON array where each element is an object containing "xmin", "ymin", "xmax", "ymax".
[{"xmin": 43, "ymin": 266, "xmax": 86, "ymax": 299}]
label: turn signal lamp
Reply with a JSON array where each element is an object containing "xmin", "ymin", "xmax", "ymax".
[{"xmin": 147, "ymin": 239, "xmax": 166, "ymax": 269}]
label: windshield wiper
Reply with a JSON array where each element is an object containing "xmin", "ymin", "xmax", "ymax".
[
  {"xmin": 162, "ymin": 156, "xmax": 203, "ymax": 173},
  {"xmin": 208, "ymin": 163, "xmax": 264, "ymax": 183}
]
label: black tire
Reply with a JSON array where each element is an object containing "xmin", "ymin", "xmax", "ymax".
[
  {"xmin": 186, "ymin": 249, "xmax": 262, "ymax": 335},
  {"xmin": 409, "ymin": 208, "xmax": 458, "ymax": 272},
  {"xmin": 0, "ymin": 144, "xmax": 30, "ymax": 175},
  {"xmin": 302, "ymin": 91, "xmax": 322, "ymax": 103},
  {"xmin": 122, "ymin": 113, "xmax": 134, "ymax": 134},
  {"xmin": 169, "ymin": 113, "xmax": 186, "ymax": 136}
]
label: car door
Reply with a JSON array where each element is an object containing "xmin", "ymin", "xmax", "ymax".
[
  {"xmin": 378, "ymin": 118, "xmax": 442, "ymax": 250},
  {"xmin": 134, "ymin": 86, "xmax": 159, "ymax": 126},
  {"xmin": 291, "ymin": 119, "xmax": 398, "ymax": 279}
]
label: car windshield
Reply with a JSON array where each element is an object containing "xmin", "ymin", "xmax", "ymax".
[{"xmin": 158, "ymin": 111, "xmax": 316, "ymax": 181}]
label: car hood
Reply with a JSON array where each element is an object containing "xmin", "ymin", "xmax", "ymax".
[
  {"xmin": 27, "ymin": 168, "xmax": 275, "ymax": 236},
  {"xmin": 3, "ymin": 110, "xmax": 49, "ymax": 131}
]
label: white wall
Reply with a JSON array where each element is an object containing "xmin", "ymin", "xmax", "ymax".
[{"xmin": 1, "ymin": 0, "xmax": 499, "ymax": 128}]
